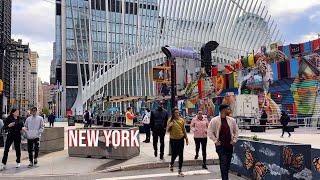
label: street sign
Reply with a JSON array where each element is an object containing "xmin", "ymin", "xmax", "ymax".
[{"xmin": 152, "ymin": 66, "xmax": 171, "ymax": 83}]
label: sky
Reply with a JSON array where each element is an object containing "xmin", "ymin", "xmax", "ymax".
[{"xmin": 11, "ymin": 0, "xmax": 320, "ymax": 83}]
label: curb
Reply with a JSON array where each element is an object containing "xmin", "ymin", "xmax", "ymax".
[{"xmin": 99, "ymin": 159, "xmax": 220, "ymax": 173}]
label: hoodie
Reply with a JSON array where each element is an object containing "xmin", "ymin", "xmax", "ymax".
[{"xmin": 24, "ymin": 115, "xmax": 45, "ymax": 139}]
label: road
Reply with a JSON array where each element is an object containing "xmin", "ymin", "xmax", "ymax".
[{"xmin": 0, "ymin": 165, "xmax": 246, "ymax": 180}]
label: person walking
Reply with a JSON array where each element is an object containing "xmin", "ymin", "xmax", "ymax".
[
  {"xmin": 84, "ymin": 110, "xmax": 91, "ymax": 127},
  {"xmin": 0, "ymin": 109, "xmax": 24, "ymax": 170},
  {"xmin": 167, "ymin": 107, "xmax": 189, "ymax": 176},
  {"xmin": 125, "ymin": 107, "xmax": 135, "ymax": 127},
  {"xmin": 280, "ymin": 110, "xmax": 291, "ymax": 138},
  {"xmin": 142, "ymin": 108, "xmax": 151, "ymax": 143},
  {"xmin": 260, "ymin": 109, "xmax": 268, "ymax": 126},
  {"xmin": 208, "ymin": 104, "xmax": 239, "ymax": 180},
  {"xmin": 48, "ymin": 112, "xmax": 55, "ymax": 127},
  {"xmin": 190, "ymin": 110, "xmax": 209, "ymax": 169},
  {"xmin": 150, "ymin": 101, "xmax": 169, "ymax": 160},
  {"xmin": 24, "ymin": 107, "xmax": 44, "ymax": 167}
]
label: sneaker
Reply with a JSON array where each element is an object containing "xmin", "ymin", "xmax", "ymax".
[
  {"xmin": 34, "ymin": 159, "xmax": 38, "ymax": 165},
  {"xmin": 160, "ymin": 155, "xmax": 164, "ymax": 160},
  {"xmin": 178, "ymin": 169, "xmax": 184, "ymax": 177},
  {"xmin": 0, "ymin": 163, "xmax": 6, "ymax": 171},
  {"xmin": 28, "ymin": 162, "xmax": 33, "ymax": 168},
  {"xmin": 169, "ymin": 164, "xmax": 174, "ymax": 172},
  {"xmin": 194, "ymin": 154, "xmax": 198, "ymax": 160},
  {"xmin": 16, "ymin": 163, "xmax": 20, "ymax": 168},
  {"xmin": 154, "ymin": 151, "xmax": 157, "ymax": 157},
  {"xmin": 202, "ymin": 164, "xmax": 208, "ymax": 169},
  {"xmin": 289, "ymin": 134, "xmax": 291, "ymax": 138}
]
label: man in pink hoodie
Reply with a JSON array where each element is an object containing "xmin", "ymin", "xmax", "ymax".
[{"xmin": 190, "ymin": 111, "xmax": 209, "ymax": 169}]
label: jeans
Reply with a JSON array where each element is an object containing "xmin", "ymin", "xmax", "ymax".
[
  {"xmin": 282, "ymin": 125, "xmax": 291, "ymax": 136},
  {"xmin": 194, "ymin": 137, "xmax": 207, "ymax": 164},
  {"xmin": 1, "ymin": 134, "xmax": 21, "ymax": 165},
  {"xmin": 27, "ymin": 138, "xmax": 40, "ymax": 163},
  {"xmin": 143, "ymin": 124, "xmax": 151, "ymax": 141},
  {"xmin": 152, "ymin": 129, "xmax": 165, "ymax": 156},
  {"xmin": 216, "ymin": 146, "xmax": 233, "ymax": 180},
  {"xmin": 170, "ymin": 138, "xmax": 184, "ymax": 170}
]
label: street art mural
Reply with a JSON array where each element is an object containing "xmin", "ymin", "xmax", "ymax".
[{"xmin": 231, "ymin": 139, "xmax": 314, "ymax": 180}]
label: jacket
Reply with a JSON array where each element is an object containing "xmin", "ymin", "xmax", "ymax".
[
  {"xmin": 280, "ymin": 114, "xmax": 290, "ymax": 126},
  {"xmin": 150, "ymin": 108, "xmax": 169, "ymax": 132},
  {"xmin": 190, "ymin": 116, "xmax": 209, "ymax": 138},
  {"xmin": 207, "ymin": 116, "xmax": 239, "ymax": 144},
  {"xmin": 24, "ymin": 115, "xmax": 45, "ymax": 139},
  {"xmin": 142, "ymin": 112, "xmax": 151, "ymax": 124},
  {"xmin": 3, "ymin": 116, "xmax": 24, "ymax": 136}
]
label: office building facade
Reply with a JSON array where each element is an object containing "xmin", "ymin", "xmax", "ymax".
[{"xmin": 0, "ymin": 0, "xmax": 11, "ymax": 113}]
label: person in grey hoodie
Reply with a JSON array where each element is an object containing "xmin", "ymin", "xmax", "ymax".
[{"xmin": 23, "ymin": 107, "xmax": 44, "ymax": 167}]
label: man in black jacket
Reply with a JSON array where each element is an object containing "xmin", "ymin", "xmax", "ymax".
[
  {"xmin": 150, "ymin": 101, "xmax": 169, "ymax": 160},
  {"xmin": 280, "ymin": 110, "xmax": 291, "ymax": 137}
]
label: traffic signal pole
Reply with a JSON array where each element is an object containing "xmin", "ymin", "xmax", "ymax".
[{"xmin": 170, "ymin": 58, "xmax": 177, "ymax": 108}]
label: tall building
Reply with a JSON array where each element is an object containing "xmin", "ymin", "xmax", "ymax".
[
  {"xmin": 42, "ymin": 82, "xmax": 50, "ymax": 111},
  {"xmin": 50, "ymin": 59, "xmax": 56, "ymax": 84},
  {"xmin": 0, "ymin": 0, "xmax": 11, "ymax": 113},
  {"xmin": 8, "ymin": 39, "xmax": 31, "ymax": 117},
  {"xmin": 55, "ymin": 0, "xmax": 282, "ymax": 114},
  {"xmin": 38, "ymin": 78, "xmax": 44, "ymax": 113},
  {"xmin": 29, "ymin": 51, "xmax": 39, "ymax": 108}
]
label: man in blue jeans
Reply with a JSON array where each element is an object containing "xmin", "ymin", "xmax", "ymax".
[{"xmin": 207, "ymin": 104, "xmax": 239, "ymax": 180}]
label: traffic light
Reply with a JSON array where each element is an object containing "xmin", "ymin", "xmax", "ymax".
[{"xmin": 201, "ymin": 41, "xmax": 219, "ymax": 76}]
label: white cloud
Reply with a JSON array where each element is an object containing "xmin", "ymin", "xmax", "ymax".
[
  {"xmin": 12, "ymin": 0, "xmax": 55, "ymax": 82},
  {"xmin": 309, "ymin": 11, "xmax": 320, "ymax": 21},
  {"xmin": 299, "ymin": 32, "xmax": 319, "ymax": 42},
  {"xmin": 263, "ymin": 0, "xmax": 320, "ymax": 17}
]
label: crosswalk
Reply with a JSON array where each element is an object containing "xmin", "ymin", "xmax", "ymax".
[{"xmin": 95, "ymin": 170, "xmax": 219, "ymax": 180}]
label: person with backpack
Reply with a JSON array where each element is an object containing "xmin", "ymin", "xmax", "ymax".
[
  {"xmin": 150, "ymin": 101, "xmax": 169, "ymax": 160},
  {"xmin": 142, "ymin": 108, "xmax": 151, "ymax": 143},
  {"xmin": 0, "ymin": 109, "xmax": 24, "ymax": 170}
]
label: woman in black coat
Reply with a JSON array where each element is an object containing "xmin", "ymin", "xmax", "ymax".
[{"xmin": 0, "ymin": 109, "xmax": 24, "ymax": 170}]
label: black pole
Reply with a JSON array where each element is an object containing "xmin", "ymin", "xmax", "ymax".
[{"xmin": 170, "ymin": 58, "xmax": 176, "ymax": 108}]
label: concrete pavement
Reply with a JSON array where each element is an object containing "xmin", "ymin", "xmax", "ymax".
[{"xmin": 0, "ymin": 122, "xmax": 320, "ymax": 178}]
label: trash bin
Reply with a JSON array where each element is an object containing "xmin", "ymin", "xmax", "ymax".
[{"xmin": 68, "ymin": 116, "xmax": 75, "ymax": 126}]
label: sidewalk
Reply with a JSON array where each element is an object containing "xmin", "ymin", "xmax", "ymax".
[{"xmin": 0, "ymin": 122, "xmax": 320, "ymax": 177}]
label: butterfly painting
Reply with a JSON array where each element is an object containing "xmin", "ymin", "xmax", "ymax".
[
  {"xmin": 253, "ymin": 162, "xmax": 269, "ymax": 180},
  {"xmin": 283, "ymin": 146, "xmax": 305, "ymax": 171},
  {"xmin": 244, "ymin": 148, "xmax": 254, "ymax": 170},
  {"xmin": 313, "ymin": 157, "xmax": 320, "ymax": 172}
]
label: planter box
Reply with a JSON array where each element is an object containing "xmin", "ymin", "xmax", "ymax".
[
  {"xmin": 68, "ymin": 127, "xmax": 140, "ymax": 160},
  {"xmin": 231, "ymin": 138, "xmax": 312, "ymax": 180},
  {"xmin": 311, "ymin": 148, "xmax": 320, "ymax": 179},
  {"xmin": 20, "ymin": 127, "xmax": 64, "ymax": 153},
  {"xmin": 250, "ymin": 126, "xmax": 265, "ymax": 132}
]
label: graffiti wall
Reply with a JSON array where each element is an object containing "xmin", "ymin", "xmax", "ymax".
[{"xmin": 231, "ymin": 139, "xmax": 313, "ymax": 180}]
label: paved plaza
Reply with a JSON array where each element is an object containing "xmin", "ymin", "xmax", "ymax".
[{"xmin": 0, "ymin": 122, "xmax": 319, "ymax": 178}]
